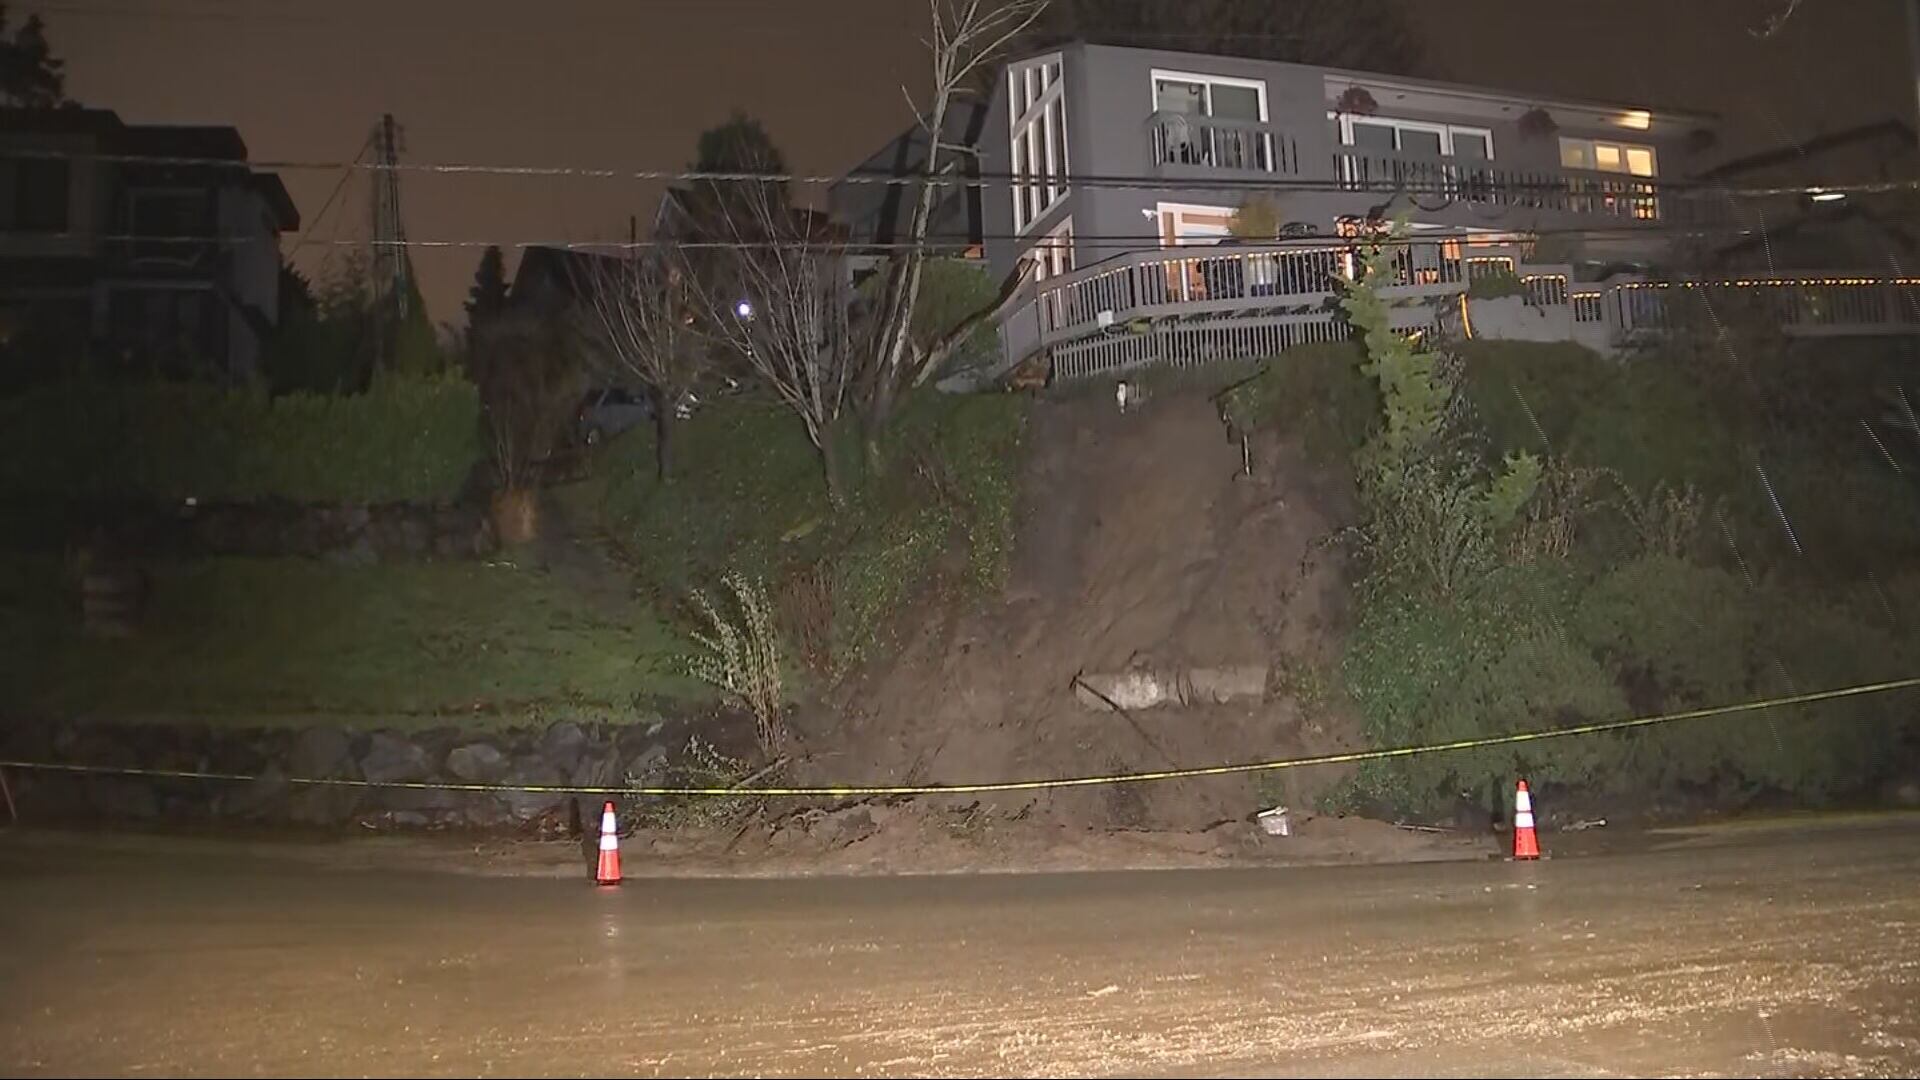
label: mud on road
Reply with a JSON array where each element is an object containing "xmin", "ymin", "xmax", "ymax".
[{"xmin": 2, "ymin": 817, "xmax": 1918, "ymax": 1077}]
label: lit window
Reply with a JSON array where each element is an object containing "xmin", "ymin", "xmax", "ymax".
[
  {"xmin": 1559, "ymin": 136, "xmax": 1657, "ymax": 177},
  {"xmin": 1034, "ymin": 218, "xmax": 1074, "ymax": 281},
  {"xmin": 1009, "ymin": 53, "xmax": 1069, "ymax": 233}
]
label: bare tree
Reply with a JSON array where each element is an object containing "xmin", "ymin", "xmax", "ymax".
[
  {"xmin": 575, "ymin": 246, "xmax": 705, "ymax": 480},
  {"xmin": 679, "ymin": 181, "xmax": 858, "ymax": 503},
  {"xmin": 466, "ymin": 310, "xmax": 583, "ymax": 543},
  {"xmin": 859, "ymin": 0, "xmax": 1046, "ymax": 464}
]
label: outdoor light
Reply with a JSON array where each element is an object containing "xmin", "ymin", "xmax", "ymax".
[
  {"xmin": 735, "ymin": 299, "xmax": 754, "ymax": 319},
  {"xmin": 1616, "ymin": 109, "xmax": 1653, "ymax": 130},
  {"xmin": 1810, "ymin": 189, "xmax": 1846, "ymax": 203}
]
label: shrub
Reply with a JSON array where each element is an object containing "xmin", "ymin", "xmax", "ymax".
[
  {"xmin": 1466, "ymin": 270, "xmax": 1527, "ymax": 300},
  {"xmin": 1573, "ymin": 554, "xmax": 1752, "ymax": 705},
  {"xmin": 686, "ymin": 573, "xmax": 785, "ymax": 754},
  {"xmin": 604, "ymin": 390, "xmax": 1026, "ymax": 676},
  {"xmin": 1220, "ymin": 341, "xmax": 1378, "ymax": 466},
  {"xmin": 1339, "ymin": 564, "xmax": 1624, "ymax": 815},
  {"xmin": 0, "ymin": 373, "xmax": 480, "ymax": 504}
]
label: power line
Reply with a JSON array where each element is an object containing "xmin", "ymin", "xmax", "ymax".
[
  {"xmin": 5, "ymin": 220, "xmax": 1798, "ymax": 253},
  {"xmin": 1, "ymin": 146, "xmax": 1907, "ymax": 201}
]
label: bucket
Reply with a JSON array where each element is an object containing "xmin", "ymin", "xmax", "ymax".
[{"xmin": 1256, "ymin": 806, "xmax": 1291, "ymax": 837}]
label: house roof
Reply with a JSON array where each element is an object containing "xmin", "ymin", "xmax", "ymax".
[
  {"xmin": 511, "ymin": 245, "xmax": 628, "ymax": 305},
  {"xmin": 0, "ymin": 106, "xmax": 298, "ymax": 231},
  {"xmin": 0, "ymin": 107, "xmax": 254, "ymax": 158},
  {"xmin": 829, "ymin": 100, "xmax": 988, "ymax": 248}
]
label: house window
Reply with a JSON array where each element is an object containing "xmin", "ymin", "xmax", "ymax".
[
  {"xmin": 1559, "ymin": 136, "xmax": 1656, "ymax": 177},
  {"xmin": 6, "ymin": 158, "xmax": 70, "ymax": 232},
  {"xmin": 1150, "ymin": 70, "xmax": 1271, "ymax": 170},
  {"xmin": 1009, "ymin": 53, "xmax": 1067, "ymax": 234},
  {"xmin": 1337, "ymin": 115, "xmax": 1494, "ymax": 159},
  {"xmin": 1034, "ymin": 217, "xmax": 1074, "ymax": 281},
  {"xmin": 1155, "ymin": 202, "xmax": 1234, "ymax": 246},
  {"xmin": 127, "ymin": 187, "xmax": 215, "ymax": 265}
]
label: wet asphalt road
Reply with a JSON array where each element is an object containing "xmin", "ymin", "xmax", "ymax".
[{"xmin": 1, "ymin": 819, "xmax": 1917, "ymax": 1078}]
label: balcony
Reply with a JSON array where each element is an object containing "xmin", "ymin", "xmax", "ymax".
[
  {"xmin": 1332, "ymin": 149, "xmax": 1682, "ymax": 224},
  {"xmin": 1027, "ymin": 236, "xmax": 1481, "ymax": 347},
  {"xmin": 1146, "ymin": 111, "xmax": 1301, "ymax": 178}
]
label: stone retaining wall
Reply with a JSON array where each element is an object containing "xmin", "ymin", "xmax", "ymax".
[{"xmin": 0, "ymin": 715, "xmax": 743, "ymax": 834}]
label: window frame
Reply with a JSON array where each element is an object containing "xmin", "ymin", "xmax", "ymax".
[
  {"xmin": 1559, "ymin": 135, "xmax": 1658, "ymax": 177},
  {"xmin": 8, "ymin": 157, "xmax": 71, "ymax": 233},
  {"xmin": 1336, "ymin": 114, "xmax": 1494, "ymax": 159},
  {"xmin": 1148, "ymin": 68, "xmax": 1271, "ymax": 123},
  {"xmin": 1009, "ymin": 53, "xmax": 1068, "ymax": 234}
]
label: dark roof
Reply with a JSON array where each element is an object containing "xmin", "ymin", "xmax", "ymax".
[
  {"xmin": 510, "ymin": 246, "xmax": 628, "ymax": 307},
  {"xmin": 2, "ymin": 106, "xmax": 296, "ymax": 232},
  {"xmin": 114, "ymin": 123, "xmax": 249, "ymax": 161},
  {"xmin": 830, "ymin": 100, "xmax": 989, "ymax": 248},
  {"xmin": 0, "ymin": 107, "xmax": 250, "ymax": 159},
  {"xmin": 0, "ymin": 105, "xmax": 124, "ymax": 135}
]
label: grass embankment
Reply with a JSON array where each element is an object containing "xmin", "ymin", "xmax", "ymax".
[
  {"xmin": 1, "ymin": 557, "xmax": 701, "ymax": 729},
  {"xmin": 588, "ymin": 389, "xmax": 1027, "ymax": 677}
]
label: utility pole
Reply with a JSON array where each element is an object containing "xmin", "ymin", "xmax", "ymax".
[{"xmin": 370, "ymin": 112, "xmax": 411, "ymax": 368}]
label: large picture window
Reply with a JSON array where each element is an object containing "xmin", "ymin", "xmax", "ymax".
[{"xmin": 1009, "ymin": 53, "xmax": 1067, "ymax": 233}]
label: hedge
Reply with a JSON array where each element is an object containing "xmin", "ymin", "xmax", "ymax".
[{"xmin": 0, "ymin": 374, "xmax": 482, "ymax": 504}]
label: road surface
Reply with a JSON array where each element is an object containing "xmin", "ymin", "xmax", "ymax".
[{"xmin": 2, "ymin": 819, "xmax": 1918, "ymax": 1077}]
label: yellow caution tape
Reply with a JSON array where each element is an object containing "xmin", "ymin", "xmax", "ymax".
[{"xmin": 3, "ymin": 676, "xmax": 1917, "ymax": 798}]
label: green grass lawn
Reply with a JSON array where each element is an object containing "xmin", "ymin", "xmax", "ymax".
[{"xmin": 1, "ymin": 556, "xmax": 703, "ymax": 727}]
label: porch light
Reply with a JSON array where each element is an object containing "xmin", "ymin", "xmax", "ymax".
[{"xmin": 1616, "ymin": 110, "xmax": 1652, "ymax": 130}]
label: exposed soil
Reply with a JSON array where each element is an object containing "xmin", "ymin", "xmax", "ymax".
[{"xmin": 801, "ymin": 386, "xmax": 1365, "ymax": 834}]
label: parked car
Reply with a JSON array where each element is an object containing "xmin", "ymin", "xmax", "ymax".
[{"xmin": 575, "ymin": 387, "xmax": 652, "ymax": 446}]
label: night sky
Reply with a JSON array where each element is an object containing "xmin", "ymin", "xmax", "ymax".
[{"xmin": 43, "ymin": 0, "xmax": 1916, "ymax": 323}]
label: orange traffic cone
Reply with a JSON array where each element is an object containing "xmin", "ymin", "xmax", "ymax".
[
  {"xmin": 595, "ymin": 800, "xmax": 622, "ymax": 886},
  {"xmin": 1512, "ymin": 779, "xmax": 1540, "ymax": 860}
]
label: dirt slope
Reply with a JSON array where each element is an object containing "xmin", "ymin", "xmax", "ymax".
[{"xmin": 806, "ymin": 386, "xmax": 1363, "ymax": 831}]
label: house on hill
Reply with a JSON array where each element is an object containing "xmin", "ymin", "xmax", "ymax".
[{"xmin": 0, "ymin": 107, "xmax": 299, "ymax": 385}]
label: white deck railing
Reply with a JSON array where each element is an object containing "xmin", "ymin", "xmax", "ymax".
[{"xmin": 1012, "ymin": 241, "xmax": 1920, "ymax": 382}]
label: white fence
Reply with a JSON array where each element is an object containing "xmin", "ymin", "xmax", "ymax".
[{"xmin": 1016, "ymin": 239, "xmax": 1920, "ymax": 383}]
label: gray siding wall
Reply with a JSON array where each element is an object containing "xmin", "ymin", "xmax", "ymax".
[{"xmin": 983, "ymin": 42, "xmax": 1709, "ymax": 282}]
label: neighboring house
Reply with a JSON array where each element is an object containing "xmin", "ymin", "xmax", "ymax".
[
  {"xmin": 0, "ymin": 107, "xmax": 299, "ymax": 384},
  {"xmin": 509, "ymin": 245, "xmax": 627, "ymax": 314},
  {"xmin": 829, "ymin": 99, "xmax": 989, "ymax": 258},
  {"xmin": 941, "ymin": 43, "xmax": 1918, "ymax": 381}
]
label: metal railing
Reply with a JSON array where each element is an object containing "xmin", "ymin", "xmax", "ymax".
[
  {"xmin": 1333, "ymin": 150, "xmax": 1670, "ymax": 222},
  {"xmin": 1031, "ymin": 237, "xmax": 1490, "ymax": 345},
  {"xmin": 1612, "ymin": 279, "xmax": 1920, "ymax": 336},
  {"xmin": 1146, "ymin": 111, "xmax": 1300, "ymax": 175},
  {"xmin": 1015, "ymin": 241, "xmax": 1920, "ymax": 382}
]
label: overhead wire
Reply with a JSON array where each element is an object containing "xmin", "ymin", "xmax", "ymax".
[{"xmin": 0, "ymin": 145, "xmax": 1909, "ymax": 201}]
